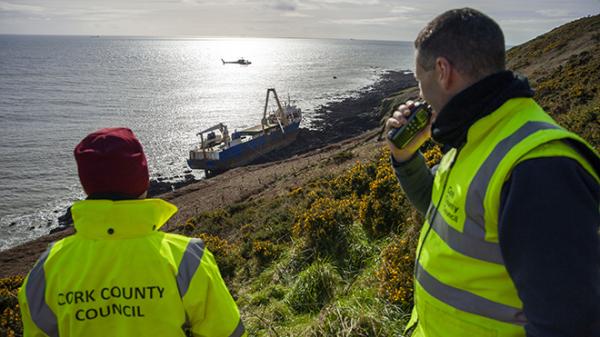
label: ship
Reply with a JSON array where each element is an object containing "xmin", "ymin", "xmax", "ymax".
[{"xmin": 188, "ymin": 88, "xmax": 302, "ymax": 176}]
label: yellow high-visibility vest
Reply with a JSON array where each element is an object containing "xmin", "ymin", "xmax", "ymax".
[
  {"xmin": 407, "ymin": 97, "xmax": 600, "ymax": 337},
  {"xmin": 18, "ymin": 199, "xmax": 246, "ymax": 337}
]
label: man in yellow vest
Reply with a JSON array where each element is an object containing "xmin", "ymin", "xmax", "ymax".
[
  {"xmin": 386, "ymin": 8, "xmax": 599, "ymax": 337},
  {"xmin": 18, "ymin": 127, "xmax": 246, "ymax": 337}
]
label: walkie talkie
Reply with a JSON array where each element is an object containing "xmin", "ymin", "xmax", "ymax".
[{"xmin": 387, "ymin": 102, "xmax": 432, "ymax": 149}]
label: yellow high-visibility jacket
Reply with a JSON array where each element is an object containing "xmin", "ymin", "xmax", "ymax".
[
  {"xmin": 407, "ymin": 97, "xmax": 600, "ymax": 336},
  {"xmin": 18, "ymin": 199, "xmax": 246, "ymax": 337}
]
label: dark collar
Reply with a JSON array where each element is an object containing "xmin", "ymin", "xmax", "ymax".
[{"xmin": 431, "ymin": 71, "xmax": 534, "ymax": 149}]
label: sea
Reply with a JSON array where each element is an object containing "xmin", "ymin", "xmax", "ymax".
[{"xmin": 0, "ymin": 35, "xmax": 415, "ymax": 251}]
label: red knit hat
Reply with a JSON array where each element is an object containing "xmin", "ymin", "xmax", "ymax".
[{"xmin": 74, "ymin": 128, "xmax": 149, "ymax": 197}]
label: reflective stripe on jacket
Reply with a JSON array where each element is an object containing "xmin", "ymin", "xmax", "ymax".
[
  {"xmin": 408, "ymin": 97, "xmax": 600, "ymax": 337},
  {"xmin": 18, "ymin": 198, "xmax": 246, "ymax": 337}
]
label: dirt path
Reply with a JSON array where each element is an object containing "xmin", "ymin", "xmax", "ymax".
[{"xmin": 0, "ymin": 130, "xmax": 385, "ymax": 278}]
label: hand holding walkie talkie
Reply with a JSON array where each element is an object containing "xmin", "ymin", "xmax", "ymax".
[
  {"xmin": 387, "ymin": 102, "xmax": 432, "ymax": 149},
  {"xmin": 385, "ymin": 100, "xmax": 433, "ymax": 162}
]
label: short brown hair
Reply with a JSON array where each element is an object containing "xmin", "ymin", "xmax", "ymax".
[{"xmin": 415, "ymin": 8, "xmax": 505, "ymax": 79}]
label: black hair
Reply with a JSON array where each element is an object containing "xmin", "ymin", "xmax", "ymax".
[
  {"xmin": 86, "ymin": 193, "xmax": 140, "ymax": 201},
  {"xmin": 415, "ymin": 8, "xmax": 505, "ymax": 79}
]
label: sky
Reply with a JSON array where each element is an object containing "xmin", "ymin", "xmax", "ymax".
[{"xmin": 0, "ymin": 0, "xmax": 598, "ymax": 45}]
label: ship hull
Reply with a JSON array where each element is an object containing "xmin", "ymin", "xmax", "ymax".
[{"xmin": 187, "ymin": 122, "xmax": 300, "ymax": 173}]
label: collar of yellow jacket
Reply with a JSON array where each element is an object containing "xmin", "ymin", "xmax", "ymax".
[{"xmin": 71, "ymin": 199, "xmax": 178, "ymax": 239}]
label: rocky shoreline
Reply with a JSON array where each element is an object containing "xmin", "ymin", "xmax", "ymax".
[
  {"xmin": 0, "ymin": 69, "xmax": 417, "ymax": 277},
  {"xmin": 37, "ymin": 70, "xmax": 417, "ymax": 235},
  {"xmin": 240, "ymin": 70, "xmax": 416, "ymax": 165},
  {"xmin": 147, "ymin": 70, "xmax": 416, "ymax": 192}
]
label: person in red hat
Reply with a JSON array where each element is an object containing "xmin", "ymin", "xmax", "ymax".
[
  {"xmin": 18, "ymin": 128, "xmax": 246, "ymax": 337},
  {"xmin": 74, "ymin": 127, "xmax": 150, "ymax": 199}
]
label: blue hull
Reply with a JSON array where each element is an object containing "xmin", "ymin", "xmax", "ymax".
[{"xmin": 188, "ymin": 122, "xmax": 300, "ymax": 172}]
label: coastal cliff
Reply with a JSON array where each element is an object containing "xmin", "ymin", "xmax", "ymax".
[{"xmin": 2, "ymin": 14, "xmax": 599, "ymax": 336}]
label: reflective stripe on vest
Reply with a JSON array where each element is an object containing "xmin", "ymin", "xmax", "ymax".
[
  {"xmin": 425, "ymin": 121, "xmax": 561, "ymax": 266},
  {"xmin": 427, "ymin": 204, "xmax": 503, "ymax": 264},
  {"xmin": 229, "ymin": 319, "xmax": 246, "ymax": 337},
  {"xmin": 463, "ymin": 121, "xmax": 560, "ymax": 239},
  {"xmin": 176, "ymin": 238, "xmax": 206, "ymax": 298},
  {"xmin": 416, "ymin": 263, "xmax": 526, "ymax": 325},
  {"xmin": 176, "ymin": 238, "xmax": 245, "ymax": 337},
  {"xmin": 25, "ymin": 244, "xmax": 59, "ymax": 337},
  {"xmin": 417, "ymin": 121, "xmax": 567, "ymax": 327}
]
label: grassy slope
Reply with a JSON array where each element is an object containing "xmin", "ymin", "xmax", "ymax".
[
  {"xmin": 2, "ymin": 15, "xmax": 600, "ymax": 337},
  {"xmin": 506, "ymin": 14, "xmax": 600, "ymax": 151}
]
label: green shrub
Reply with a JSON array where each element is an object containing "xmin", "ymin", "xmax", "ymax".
[
  {"xmin": 422, "ymin": 144, "xmax": 443, "ymax": 167},
  {"xmin": 286, "ymin": 261, "xmax": 341, "ymax": 313},
  {"xmin": 251, "ymin": 239, "xmax": 280, "ymax": 267},
  {"xmin": 359, "ymin": 148, "xmax": 411, "ymax": 237},
  {"xmin": 377, "ymin": 225, "xmax": 420, "ymax": 307},
  {"xmin": 274, "ymin": 244, "xmax": 315, "ymax": 282},
  {"xmin": 343, "ymin": 224, "xmax": 375, "ymax": 276},
  {"xmin": 330, "ymin": 160, "xmax": 378, "ymax": 199},
  {"xmin": 331, "ymin": 150, "xmax": 355, "ymax": 164},
  {"xmin": 0, "ymin": 275, "xmax": 24, "ymax": 337},
  {"xmin": 292, "ymin": 197, "xmax": 355, "ymax": 258},
  {"xmin": 556, "ymin": 105, "xmax": 600, "ymax": 151},
  {"xmin": 194, "ymin": 232, "xmax": 242, "ymax": 281},
  {"xmin": 180, "ymin": 208, "xmax": 231, "ymax": 236},
  {"xmin": 310, "ymin": 304, "xmax": 383, "ymax": 336},
  {"xmin": 308, "ymin": 295, "xmax": 406, "ymax": 337},
  {"xmin": 192, "ymin": 208, "xmax": 230, "ymax": 233},
  {"xmin": 250, "ymin": 285, "xmax": 287, "ymax": 306},
  {"xmin": 264, "ymin": 300, "xmax": 292, "ymax": 323}
]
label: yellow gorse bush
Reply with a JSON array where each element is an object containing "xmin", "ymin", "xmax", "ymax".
[
  {"xmin": 292, "ymin": 197, "xmax": 355, "ymax": 257},
  {"xmin": 330, "ymin": 160, "xmax": 377, "ymax": 199},
  {"xmin": 195, "ymin": 232, "xmax": 242, "ymax": 280},
  {"xmin": 196, "ymin": 232, "xmax": 236, "ymax": 255},
  {"xmin": 287, "ymin": 186, "xmax": 303, "ymax": 197},
  {"xmin": 377, "ymin": 236, "xmax": 415, "ymax": 306},
  {"xmin": 423, "ymin": 145, "xmax": 443, "ymax": 168},
  {"xmin": 0, "ymin": 275, "xmax": 24, "ymax": 337},
  {"xmin": 251, "ymin": 239, "xmax": 279, "ymax": 265},
  {"xmin": 359, "ymin": 148, "xmax": 410, "ymax": 237}
]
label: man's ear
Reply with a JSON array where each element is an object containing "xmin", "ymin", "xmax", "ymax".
[{"xmin": 435, "ymin": 56, "xmax": 453, "ymax": 91}]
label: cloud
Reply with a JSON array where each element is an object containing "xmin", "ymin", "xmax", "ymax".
[
  {"xmin": 390, "ymin": 6, "xmax": 417, "ymax": 14},
  {"xmin": 180, "ymin": 0, "xmax": 241, "ymax": 6},
  {"xmin": 535, "ymin": 9, "xmax": 571, "ymax": 18},
  {"xmin": 1, "ymin": 0, "xmax": 596, "ymax": 42},
  {"xmin": 273, "ymin": 1, "xmax": 296, "ymax": 11},
  {"xmin": 500, "ymin": 17, "xmax": 574, "ymax": 25},
  {"xmin": 73, "ymin": 8, "xmax": 151, "ymax": 22},
  {"xmin": 0, "ymin": 1, "xmax": 44, "ymax": 14},
  {"xmin": 318, "ymin": 0, "xmax": 379, "ymax": 5},
  {"xmin": 180, "ymin": 0, "xmax": 301, "ymax": 12},
  {"xmin": 282, "ymin": 11, "xmax": 310, "ymax": 18},
  {"xmin": 295, "ymin": 2, "xmax": 320, "ymax": 10},
  {"xmin": 35, "ymin": 6, "xmax": 153, "ymax": 22},
  {"xmin": 330, "ymin": 16, "xmax": 399, "ymax": 25}
]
